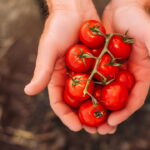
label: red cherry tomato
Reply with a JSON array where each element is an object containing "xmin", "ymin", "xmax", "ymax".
[
  {"xmin": 120, "ymin": 61, "xmax": 129, "ymax": 70},
  {"xmin": 101, "ymin": 81, "xmax": 129, "ymax": 111},
  {"xmin": 65, "ymin": 73, "xmax": 94, "ymax": 102},
  {"xmin": 108, "ymin": 35, "xmax": 132, "ymax": 60},
  {"xmin": 94, "ymin": 54, "xmax": 119, "ymax": 81},
  {"xmin": 64, "ymin": 90, "xmax": 81, "ymax": 108},
  {"xmin": 116, "ymin": 71, "xmax": 135, "ymax": 90},
  {"xmin": 93, "ymin": 85, "xmax": 103, "ymax": 102},
  {"xmin": 65, "ymin": 44, "xmax": 94, "ymax": 72},
  {"xmin": 91, "ymin": 47, "xmax": 103, "ymax": 57},
  {"xmin": 80, "ymin": 20, "xmax": 106, "ymax": 48},
  {"xmin": 79, "ymin": 100, "xmax": 108, "ymax": 127}
]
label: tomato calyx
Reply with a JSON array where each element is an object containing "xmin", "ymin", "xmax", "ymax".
[
  {"xmin": 94, "ymin": 110, "xmax": 104, "ymax": 118},
  {"xmin": 74, "ymin": 48, "xmax": 96, "ymax": 66},
  {"xmin": 88, "ymin": 25, "xmax": 105, "ymax": 36},
  {"xmin": 123, "ymin": 37, "xmax": 134, "ymax": 44},
  {"xmin": 122, "ymin": 31, "xmax": 134, "ymax": 44},
  {"xmin": 71, "ymin": 77, "xmax": 81, "ymax": 86},
  {"xmin": 67, "ymin": 74, "xmax": 83, "ymax": 86}
]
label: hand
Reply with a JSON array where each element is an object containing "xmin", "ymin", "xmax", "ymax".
[
  {"xmin": 102, "ymin": 0, "xmax": 150, "ymax": 131},
  {"xmin": 24, "ymin": 0, "xmax": 116, "ymax": 134}
]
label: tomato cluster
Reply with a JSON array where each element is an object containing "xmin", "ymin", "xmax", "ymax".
[{"xmin": 64, "ymin": 20, "xmax": 135, "ymax": 127}]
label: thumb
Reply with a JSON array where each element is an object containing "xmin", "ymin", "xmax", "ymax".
[{"xmin": 24, "ymin": 18, "xmax": 58, "ymax": 95}]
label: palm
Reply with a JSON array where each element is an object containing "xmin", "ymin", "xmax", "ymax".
[
  {"xmin": 47, "ymin": 11, "xmax": 101, "ymax": 132},
  {"xmin": 102, "ymin": 0, "xmax": 150, "ymax": 126}
]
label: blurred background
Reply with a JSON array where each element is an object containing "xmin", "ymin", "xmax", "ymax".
[{"xmin": 0, "ymin": 0, "xmax": 150, "ymax": 150}]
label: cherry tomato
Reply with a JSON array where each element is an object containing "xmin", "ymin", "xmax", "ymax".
[
  {"xmin": 108, "ymin": 35, "xmax": 132, "ymax": 60},
  {"xmin": 120, "ymin": 61, "xmax": 128, "ymax": 70},
  {"xmin": 64, "ymin": 90, "xmax": 81, "ymax": 108},
  {"xmin": 93, "ymin": 85, "xmax": 103, "ymax": 102},
  {"xmin": 101, "ymin": 81, "xmax": 129, "ymax": 111},
  {"xmin": 116, "ymin": 71, "xmax": 135, "ymax": 90},
  {"xmin": 80, "ymin": 20, "xmax": 106, "ymax": 48},
  {"xmin": 65, "ymin": 44, "xmax": 94, "ymax": 72},
  {"xmin": 79, "ymin": 100, "xmax": 108, "ymax": 127},
  {"xmin": 91, "ymin": 47, "xmax": 103, "ymax": 57},
  {"xmin": 94, "ymin": 54, "xmax": 119, "ymax": 82},
  {"xmin": 65, "ymin": 73, "xmax": 94, "ymax": 102}
]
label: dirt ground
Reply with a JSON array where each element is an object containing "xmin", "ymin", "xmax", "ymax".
[{"xmin": 0, "ymin": 0, "xmax": 150, "ymax": 150}]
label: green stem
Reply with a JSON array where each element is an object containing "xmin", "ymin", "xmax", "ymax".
[
  {"xmin": 96, "ymin": 71, "xmax": 107, "ymax": 82},
  {"xmin": 107, "ymin": 49, "xmax": 116, "ymax": 60},
  {"xmin": 87, "ymin": 91, "xmax": 98, "ymax": 106},
  {"xmin": 83, "ymin": 34, "xmax": 114, "ymax": 103},
  {"xmin": 83, "ymin": 32, "xmax": 133, "ymax": 106}
]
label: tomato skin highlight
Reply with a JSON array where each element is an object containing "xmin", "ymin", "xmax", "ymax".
[
  {"xmin": 91, "ymin": 47, "xmax": 103, "ymax": 57},
  {"xmin": 79, "ymin": 100, "xmax": 108, "ymax": 127},
  {"xmin": 116, "ymin": 71, "xmax": 135, "ymax": 90},
  {"xmin": 93, "ymin": 85, "xmax": 103, "ymax": 102},
  {"xmin": 64, "ymin": 90, "xmax": 81, "ymax": 108},
  {"xmin": 108, "ymin": 35, "xmax": 132, "ymax": 60},
  {"xmin": 101, "ymin": 81, "xmax": 129, "ymax": 111},
  {"xmin": 80, "ymin": 20, "xmax": 106, "ymax": 48},
  {"xmin": 65, "ymin": 73, "xmax": 94, "ymax": 102},
  {"xmin": 65, "ymin": 44, "xmax": 94, "ymax": 73},
  {"xmin": 94, "ymin": 54, "xmax": 119, "ymax": 81}
]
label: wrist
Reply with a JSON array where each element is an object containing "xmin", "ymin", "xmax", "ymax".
[{"xmin": 47, "ymin": 0, "xmax": 93, "ymax": 12}]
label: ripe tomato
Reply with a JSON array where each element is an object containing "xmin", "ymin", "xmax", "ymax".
[
  {"xmin": 64, "ymin": 90, "xmax": 81, "ymax": 108},
  {"xmin": 91, "ymin": 47, "xmax": 103, "ymax": 57},
  {"xmin": 65, "ymin": 44, "xmax": 94, "ymax": 73},
  {"xmin": 65, "ymin": 73, "xmax": 94, "ymax": 102},
  {"xmin": 116, "ymin": 71, "xmax": 135, "ymax": 90},
  {"xmin": 80, "ymin": 20, "xmax": 106, "ymax": 48},
  {"xmin": 93, "ymin": 85, "xmax": 103, "ymax": 102},
  {"xmin": 120, "ymin": 61, "xmax": 128, "ymax": 70},
  {"xmin": 108, "ymin": 35, "xmax": 132, "ymax": 60},
  {"xmin": 79, "ymin": 100, "xmax": 108, "ymax": 127},
  {"xmin": 101, "ymin": 81, "xmax": 128, "ymax": 111},
  {"xmin": 94, "ymin": 54, "xmax": 119, "ymax": 82}
]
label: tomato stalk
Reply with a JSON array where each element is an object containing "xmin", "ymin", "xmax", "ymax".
[{"xmin": 83, "ymin": 33, "xmax": 118, "ymax": 106}]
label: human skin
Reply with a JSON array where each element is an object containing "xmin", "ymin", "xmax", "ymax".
[
  {"xmin": 24, "ymin": 0, "xmax": 150, "ymax": 134},
  {"xmin": 102, "ymin": 0, "xmax": 150, "ymax": 128}
]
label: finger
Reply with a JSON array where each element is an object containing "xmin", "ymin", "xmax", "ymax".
[
  {"xmin": 111, "ymin": 6, "xmax": 150, "ymax": 50},
  {"xmin": 97, "ymin": 123, "xmax": 117, "ymax": 135},
  {"xmin": 108, "ymin": 81, "xmax": 149, "ymax": 126},
  {"xmin": 83, "ymin": 125, "xmax": 97, "ymax": 134},
  {"xmin": 48, "ymin": 68, "xmax": 82, "ymax": 132},
  {"xmin": 24, "ymin": 18, "xmax": 58, "ymax": 95},
  {"xmin": 102, "ymin": 4, "xmax": 114, "ymax": 33},
  {"xmin": 108, "ymin": 127, "xmax": 117, "ymax": 135}
]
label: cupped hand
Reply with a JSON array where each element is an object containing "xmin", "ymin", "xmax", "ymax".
[
  {"xmin": 102, "ymin": 0, "xmax": 150, "ymax": 130},
  {"xmin": 24, "ymin": 0, "xmax": 116, "ymax": 134}
]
